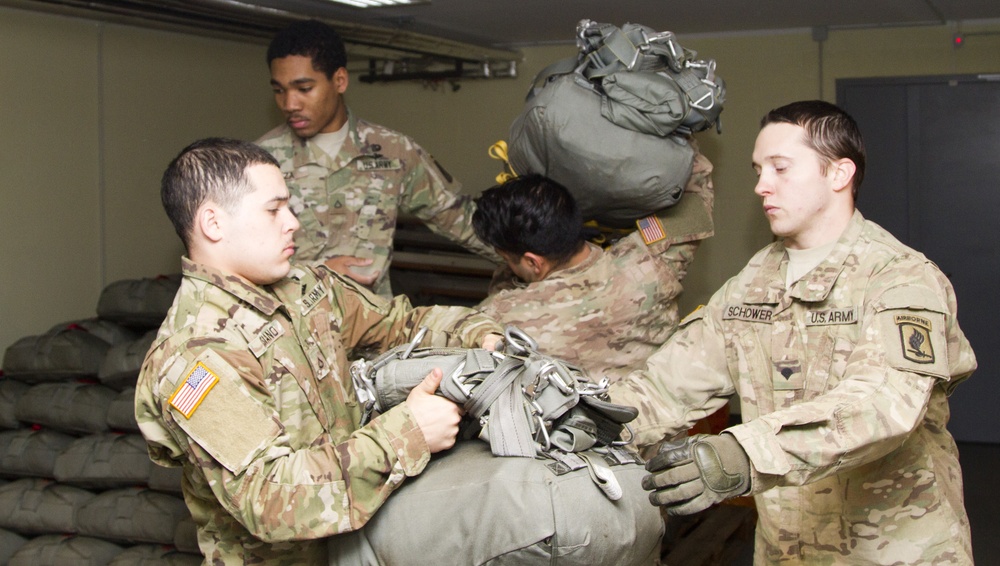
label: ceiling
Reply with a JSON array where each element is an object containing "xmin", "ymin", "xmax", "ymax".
[
  {"xmin": 260, "ymin": 0, "xmax": 1000, "ymax": 46},
  {"xmin": 8, "ymin": 0, "xmax": 1000, "ymax": 69}
]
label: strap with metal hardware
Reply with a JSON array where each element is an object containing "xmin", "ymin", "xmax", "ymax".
[{"xmin": 350, "ymin": 326, "xmax": 639, "ymax": 496}]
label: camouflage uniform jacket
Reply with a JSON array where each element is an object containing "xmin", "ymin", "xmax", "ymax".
[
  {"xmin": 135, "ymin": 259, "xmax": 501, "ymax": 565},
  {"xmin": 256, "ymin": 111, "xmax": 497, "ymax": 299},
  {"xmin": 477, "ymin": 151, "xmax": 714, "ymax": 383},
  {"xmin": 613, "ymin": 211, "xmax": 976, "ymax": 564}
]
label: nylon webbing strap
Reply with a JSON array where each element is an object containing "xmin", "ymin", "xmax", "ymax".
[
  {"xmin": 353, "ymin": 326, "xmax": 640, "ymax": 463},
  {"xmin": 463, "ymin": 355, "xmax": 525, "ymax": 419},
  {"xmin": 487, "ymin": 377, "xmax": 536, "ymax": 458}
]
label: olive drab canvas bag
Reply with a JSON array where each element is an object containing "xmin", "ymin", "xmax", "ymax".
[
  {"xmin": 339, "ymin": 326, "xmax": 664, "ymax": 565},
  {"xmin": 505, "ymin": 19, "xmax": 725, "ymax": 227}
]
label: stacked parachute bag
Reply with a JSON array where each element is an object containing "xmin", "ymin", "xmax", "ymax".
[
  {"xmin": 332, "ymin": 326, "xmax": 663, "ymax": 565},
  {"xmin": 0, "ymin": 274, "xmax": 200, "ymax": 564},
  {"xmin": 505, "ymin": 19, "xmax": 724, "ymax": 228}
]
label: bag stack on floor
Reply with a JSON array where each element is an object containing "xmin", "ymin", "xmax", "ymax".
[{"xmin": 0, "ymin": 274, "xmax": 203, "ymax": 565}]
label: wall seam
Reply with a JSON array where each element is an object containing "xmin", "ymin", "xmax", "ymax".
[{"xmin": 97, "ymin": 22, "xmax": 107, "ymax": 290}]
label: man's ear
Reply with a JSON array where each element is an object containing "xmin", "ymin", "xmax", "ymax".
[
  {"xmin": 830, "ymin": 158, "xmax": 857, "ymax": 193},
  {"xmin": 197, "ymin": 202, "xmax": 225, "ymax": 243},
  {"xmin": 521, "ymin": 252, "xmax": 548, "ymax": 277},
  {"xmin": 334, "ymin": 67, "xmax": 349, "ymax": 94}
]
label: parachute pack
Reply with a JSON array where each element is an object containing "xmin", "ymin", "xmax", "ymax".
[
  {"xmin": 343, "ymin": 326, "xmax": 663, "ymax": 565},
  {"xmin": 503, "ymin": 19, "xmax": 725, "ymax": 227},
  {"xmin": 351, "ymin": 326, "xmax": 639, "ymax": 498}
]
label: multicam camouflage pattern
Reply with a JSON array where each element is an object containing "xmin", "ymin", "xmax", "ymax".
[
  {"xmin": 477, "ymin": 151, "xmax": 714, "ymax": 385},
  {"xmin": 256, "ymin": 111, "xmax": 497, "ymax": 299},
  {"xmin": 613, "ymin": 211, "xmax": 976, "ymax": 565},
  {"xmin": 135, "ymin": 259, "xmax": 501, "ymax": 565}
]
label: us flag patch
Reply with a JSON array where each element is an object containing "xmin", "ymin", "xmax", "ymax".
[
  {"xmin": 169, "ymin": 362, "xmax": 219, "ymax": 419},
  {"xmin": 637, "ymin": 215, "xmax": 666, "ymax": 245}
]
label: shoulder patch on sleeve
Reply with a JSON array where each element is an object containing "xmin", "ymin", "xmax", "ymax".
[
  {"xmin": 876, "ymin": 287, "xmax": 950, "ymax": 379},
  {"xmin": 895, "ymin": 314, "xmax": 936, "ymax": 364},
  {"xmin": 170, "ymin": 349, "xmax": 281, "ymax": 473},
  {"xmin": 169, "ymin": 362, "xmax": 219, "ymax": 418},
  {"xmin": 636, "ymin": 215, "xmax": 667, "ymax": 245}
]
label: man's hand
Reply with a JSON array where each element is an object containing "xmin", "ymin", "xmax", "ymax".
[
  {"xmin": 323, "ymin": 256, "xmax": 380, "ymax": 286},
  {"xmin": 641, "ymin": 433, "xmax": 751, "ymax": 515},
  {"xmin": 405, "ymin": 368, "xmax": 463, "ymax": 453},
  {"xmin": 480, "ymin": 333, "xmax": 503, "ymax": 352}
]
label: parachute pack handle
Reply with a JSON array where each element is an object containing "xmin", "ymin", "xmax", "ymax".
[
  {"xmin": 487, "ymin": 140, "xmax": 518, "ymax": 184},
  {"xmin": 579, "ymin": 19, "xmax": 687, "ymax": 78}
]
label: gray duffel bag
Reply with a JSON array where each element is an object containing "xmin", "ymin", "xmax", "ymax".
[
  {"xmin": 331, "ymin": 441, "xmax": 663, "ymax": 566},
  {"xmin": 505, "ymin": 19, "xmax": 724, "ymax": 228}
]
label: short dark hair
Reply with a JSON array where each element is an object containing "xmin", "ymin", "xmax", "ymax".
[
  {"xmin": 473, "ymin": 174, "xmax": 586, "ymax": 264},
  {"xmin": 761, "ymin": 100, "xmax": 866, "ymax": 197},
  {"xmin": 160, "ymin": 137, "xmax": 279, "ymax": 250},
  {"xmin": 267, "ymin": 19, "xmax": 347, "ymax": 78}
]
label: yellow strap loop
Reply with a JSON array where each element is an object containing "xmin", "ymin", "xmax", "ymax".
[{"xmin": 488, "ymin": 140, "xmax": 518, "ymax": 184}]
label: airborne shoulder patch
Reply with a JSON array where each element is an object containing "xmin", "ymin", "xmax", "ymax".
[
  {"xmin": 169, "ymin": 362, "xmax": 219, "ymax": 418},
  {"xmin": 895, "ymin": 313, "xmax": 935, "ymax": 364}
]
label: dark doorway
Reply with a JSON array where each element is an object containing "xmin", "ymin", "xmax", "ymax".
[{"xmin": 838, "ymin": 74, "xmax": 1000, "ymax": 444}]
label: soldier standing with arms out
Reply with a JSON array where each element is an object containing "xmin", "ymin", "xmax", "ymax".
[
  {"xmin": 614, "ymin": 100, "xmax": 976, "ymax": 564},
  {"xmin": 472, "ymin": 147, "xmax": 714, "ymax": 386},
  {"xmin": 135, "ymin": 138, "xmax": 502, "ymax": 565},
  {"xmin": 256, "ymin": 19, "xmax": 497, "ymax": 300}
]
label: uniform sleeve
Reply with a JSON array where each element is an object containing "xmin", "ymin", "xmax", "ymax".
[
  {"xmin": 729, "ymin": 279, "xmax": 976, "ymax": 494},
  {"xmin": 609, "ymin": 303, "xmax": 736, "ymax": 449},
  {"xmin": 396, "ymin": 141, "xmax": 501, "ymax": 262},
  {"xmin": 143, "ymin": 343, "xmax": 431, "ymax": 542},
  {"xmin": 644, "ymin": 149, "xmax": 715, "ymax": 252},
  {"xmin": 327, "ymin": 269, "xmax": 502, "ymax": 351}
]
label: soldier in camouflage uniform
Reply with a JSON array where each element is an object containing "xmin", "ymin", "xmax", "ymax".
[
  {"xmin": 616, "ymin": 101, "xmax": 976, "ymax": 564},
  {"xmin": 256, "ymin": 19, "xmax": 496, "ymax": 300},
  {"xmin": 135, "ymin": 138, "xmax": 502, "ymax": 565},
  {"xmin": 472, "ymin": 148, "xmax": 714, "ymax": 385}
]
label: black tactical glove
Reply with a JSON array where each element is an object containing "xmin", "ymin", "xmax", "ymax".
[{"xmin": 641, "ymin": 433, "xmax": 750, "ymax": 515}]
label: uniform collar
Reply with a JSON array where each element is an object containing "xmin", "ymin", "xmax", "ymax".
[
  {"xmin": 546, "ymin": 242, "xmax": 602, "ymax": 281},
  {"xmin": 181, "ymin": 257, "xmax": 283, "ymax": 316},
  {"xmin": 289, "ymin": 109, "xmax": 367, "ymax": 171},
  {"xmin": 743, "ymin": 210, "xmax": 865, "ymax": 304}
]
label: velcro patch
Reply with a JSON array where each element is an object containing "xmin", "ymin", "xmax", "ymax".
[
  {"xmin": 301, "ymin": 281, "xmax": 327, "ymax": 314},
  {"xmin": 169, "ymin": 362, "xmax": 219, "ymax": 419},
  {"xmin": 247, "ymin": 321, "xmax": 284, "ymax": 359},
  {"xmin": 636, "ymin": 215, "xmax": 666, "ymax": 245},
  {"xmin": 806, "ymin": 308, "xmax": 857, "ymax": 326},
  {"xmin": 357, "ymin": 157, "xmax": 401, "ymax": 171},
  {"xmin": 170, "ymin": 349, "xmax": 282, "ymax": 473},
  {"xmin": 895, "ymin": 314, "xmax": 935, "ymax": 364},
  {"xmin": 723, "ymin": 304, "xmax": 774, "ymax": 323}
]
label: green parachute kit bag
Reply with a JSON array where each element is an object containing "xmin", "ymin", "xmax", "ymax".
[
  {"xmin": 336, "ymin": 327, "xmax": 663, "ymax": 565},
  {"xmin": 506, "ymin": 19, "xmax": 724, "ymax": 227}
]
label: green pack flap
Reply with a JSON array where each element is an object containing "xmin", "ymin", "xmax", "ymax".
[
  {"xmin": 76, "ymin": 487, "xmax": 190, "ymax": 545},
  {"xmin": 0, "ymin": 478, "xmax": 95, "ymax": 535},
  {"xmin": 353, "ymin": 441, "xmax": 662, "ymax": 566},
  {"xmin": 6, "ymin": 534, "xmax": 123, "ymax": 566}
]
